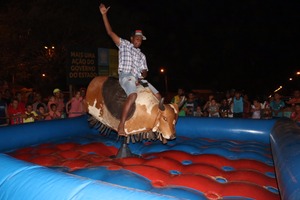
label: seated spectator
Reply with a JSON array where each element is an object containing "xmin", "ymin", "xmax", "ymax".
[
  {"xmin": 46, "ymin": 103, "xmax": 61, "ymax": 120},
  {"xmin": 36, "ymin": 103, "xmax": 49, "ymax": 121},
  {"xmin": 23, "ymin": 103, "xmax": 38, "ymax": 123},
  {"xmin": 7, "ymin": 98, "xmax": 25, "ymax": 125}
]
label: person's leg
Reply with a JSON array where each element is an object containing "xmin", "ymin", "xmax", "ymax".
[
  {"xmin": 147, "ymin": 82, "xmax": 161, "ymax": 100},
  {"xmin": 118, "ymin": 74, "xmax": 137, "ymax": 136},
  {"xmin": 118, "ymin": 93, "xmax": 137, "ymax": 136}
]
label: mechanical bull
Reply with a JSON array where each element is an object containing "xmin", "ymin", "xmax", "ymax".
[{"xmin": 85, "ymin": 76, "xmax": 180, "ymax": 144}]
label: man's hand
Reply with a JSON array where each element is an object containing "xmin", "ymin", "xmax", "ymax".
[
  {"xmin": 99, "ymin": 3, "xmax": 110, "ymax": 15},
  {"xmin": 141, "ymin": 70, "xmax": 148, "ymax": 78}
]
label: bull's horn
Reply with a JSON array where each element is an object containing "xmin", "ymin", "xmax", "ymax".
[{"xmin": 159, "ymin": 97, "xmax": 165, "ymax": 111}]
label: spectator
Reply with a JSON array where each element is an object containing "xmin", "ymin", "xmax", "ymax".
[
  {"xmin": 194, "ymin": 106, "xmax": 203, "ymax": 117},
  {"xmin": 290, "ymin": 103, "xmax": 300, "ymax": 123},
  {"xmin": 46, "ymin": 103, "xmax": 61, "ymax": 120},
  {"xmin": 7, "ymin": 98, "xmax": 24, "ymax": 125},
  {"xmin": 80, "ymin": 87, "xmax": 87, "ymax": 113},
  {"xmin": 185, "ymin": 92, "xmax": 199, "ymax": 116},
  {"xmin": 269, "ymin": 93, "xmax": 285, "ymax": 118},
  {"xmin": 261, "ymin": 96, "xmax": 272, "ymax": 119},
  {"xmin": 48, "ymin": 88, "xmax": 65, "ymax": 118},
  {"xmin": 232, "ymin": 90, "xmax": 244, "ymax": 118},
  {"xmin": 251, "ymin": 98, "xmax": 262, "ymax": 119},
  {"xmin": 243, "ymin": 94, "xmax": 251, "ymax": 118},
  {"xmin": 170, "ymin": 87, "xmax": 186, "ymax": 117},
  {"xmin": 207, "ymin": 98, "xmax": 220, "ymax": 117},
  {"xmin": 36, "ymin": 103, "xmax": 49, "ymax": 121},
  {"xmin": 286, "ymin": 89, "xmax": 300, "ymax": 108},
  {"xmin": 23, "ymin": 103, "xmax": 38, "ymax": 123},
  {"xmin": 2, "ymin": 89, "xmax": 12, "ymax": 105},
  {"xmin": 203, "ymin": 94, "xmax": 214, "ymax": 113},
  {"xmin": 15, "ymin": 92, "xmax": 26, "ymax": 112},
  {"xmin": 225, "ymin": 91, "xmax": 234, "ymax": 118},
  {"xmin": 32, "ymin": 92, "xmax": 47, "ymax": 112},
  {"xmin": 219, "ymin": 98, "xmax": 230, "ymax": 118},
  {"xmin": 66, "ymin": 90, "xmax": 84, "ymax": 118}
]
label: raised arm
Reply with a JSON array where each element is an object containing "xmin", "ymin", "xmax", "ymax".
[{"xmin": 99, "ymin": 3, "xmax": 120, "ymax": 46}]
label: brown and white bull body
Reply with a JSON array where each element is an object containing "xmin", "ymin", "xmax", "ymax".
[{"xmin": 85, "ymin": 76, "xmax": 179, "ymax": 142}]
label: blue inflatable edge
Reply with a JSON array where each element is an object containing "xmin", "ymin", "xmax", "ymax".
[{"xmin": 0, "ymin": 115, "xmax": 299, "ymax": 199}]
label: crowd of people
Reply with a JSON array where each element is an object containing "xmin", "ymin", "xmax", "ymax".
[
  {"xmin": 1, "ymin": 84, "xmax": 299, "ymax": 127},
  {"xmin": 170, "ymin": 88, "xmax": 300, "ymax": 123},
  {"xmin": 0, "ymin": 87, "xmax": 87, "ymax": 126}
]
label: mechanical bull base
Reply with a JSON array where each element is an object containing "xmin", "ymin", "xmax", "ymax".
[{"xmin": 86, "ymin": 76, "xmax": 179, "ymax": 144}]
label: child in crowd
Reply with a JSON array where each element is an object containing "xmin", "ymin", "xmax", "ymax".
[
  {"xmin": 66, "ymin": 91, "xmax": 84, "ymax": 118},
  {"xmin": 46, "ymin": 103, "xmax": 61, "ymax": 120},
  {"xmin": 290, "ymin": 103, "xmax": 300, "ymax": 123},
  {"xmin": 269, "ymin": 93, "xmax": 285, "ymax": 118},
  {"xmin": 219, "ymin": 98, "xmax": 230, "ymax": 118},
  {"xmin": 7, "ymin": 98, "xmax": 24, "ymax": 125},
  {"xmin": 36, "ymin": 103, "xmax": 49, "ymax": 121},
  {"xmin": 47, "ymin": 88, "xmax": 66, "ymax": 118},
  {"xmin": 208, "ymin": 98, "xmax": 220, "ymax": 117},
  {"xmin": 23, "ymin": 103, "xmax": 38, "ymax": 123},
  {"xmin": 194, "ymin": 106, "xmax": 203, "ymax": 117},
  {"xmin": 251, "ymin": 98, "xmax": 262, "ymax": 119},
  {"xmin": 185, "ymin": 92, "xmax": 199, "ymax": 116},
  {"xmin": 203, "ymin": 94, "xmax": 214, "ymax": 114}
]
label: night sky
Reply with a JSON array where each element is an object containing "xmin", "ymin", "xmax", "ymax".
[
  {"xmin": 99, "ymin": 0, "xmax": 299, "ymax": 96},
  {"xmin": 1, "ymin": 0, "xmax": 299, "ymax": 97}
]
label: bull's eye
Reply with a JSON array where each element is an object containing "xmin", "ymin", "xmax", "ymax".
[{"xmin": 163, "ymin": 116, "xmax": 167, "ymax": 121}]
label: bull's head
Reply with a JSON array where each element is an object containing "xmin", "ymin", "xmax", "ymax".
[{"xmin": 152, "ymin": 98, "xmax": 179, "ymax": 141}]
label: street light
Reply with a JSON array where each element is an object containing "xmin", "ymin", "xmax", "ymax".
[
  {"xmin": 160, "ymin": 67, "xmax": 168, "ymax": 97},
  {"xmin": 44, "ymin": 45, "xmax": 55, "ymax": 58}
]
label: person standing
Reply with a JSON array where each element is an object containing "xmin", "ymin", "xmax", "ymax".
[
  {"xmin": 231, "ymin": 90, "xmax": 244, "ymax": 118},
  {"xmin": 48, "ymin": 88, "xmax": 65, "ymax": 118},
  {"xmin": 171, "ymin": 87, "xmax": 186, "ymax": 117},
  {"xmin": 66, "ymin": 91, "xmax": 84, "ymax": 118},
  {"xmin": 269, "ymin": 93, "xmax": 285, "ymax": 118},
  {"xmin": 185, "ymin": 92, "xmax": 199, "ymax": 116},
  {"xmin": 7, "ymin": 98, "xmax": 24, "ymax": 125},
  {"xmin": 99, "ymin": 3, "xmax": 161, "ymax": 136}
]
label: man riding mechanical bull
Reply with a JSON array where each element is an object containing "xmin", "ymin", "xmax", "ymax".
[{"xmin": 85, "ymin": 4, "xmax": 181, "ymax": 145}]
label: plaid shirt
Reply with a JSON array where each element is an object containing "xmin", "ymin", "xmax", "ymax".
[{"xmin": 117, "ymin": 38, "xmax": 148, "ymax": 78}]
